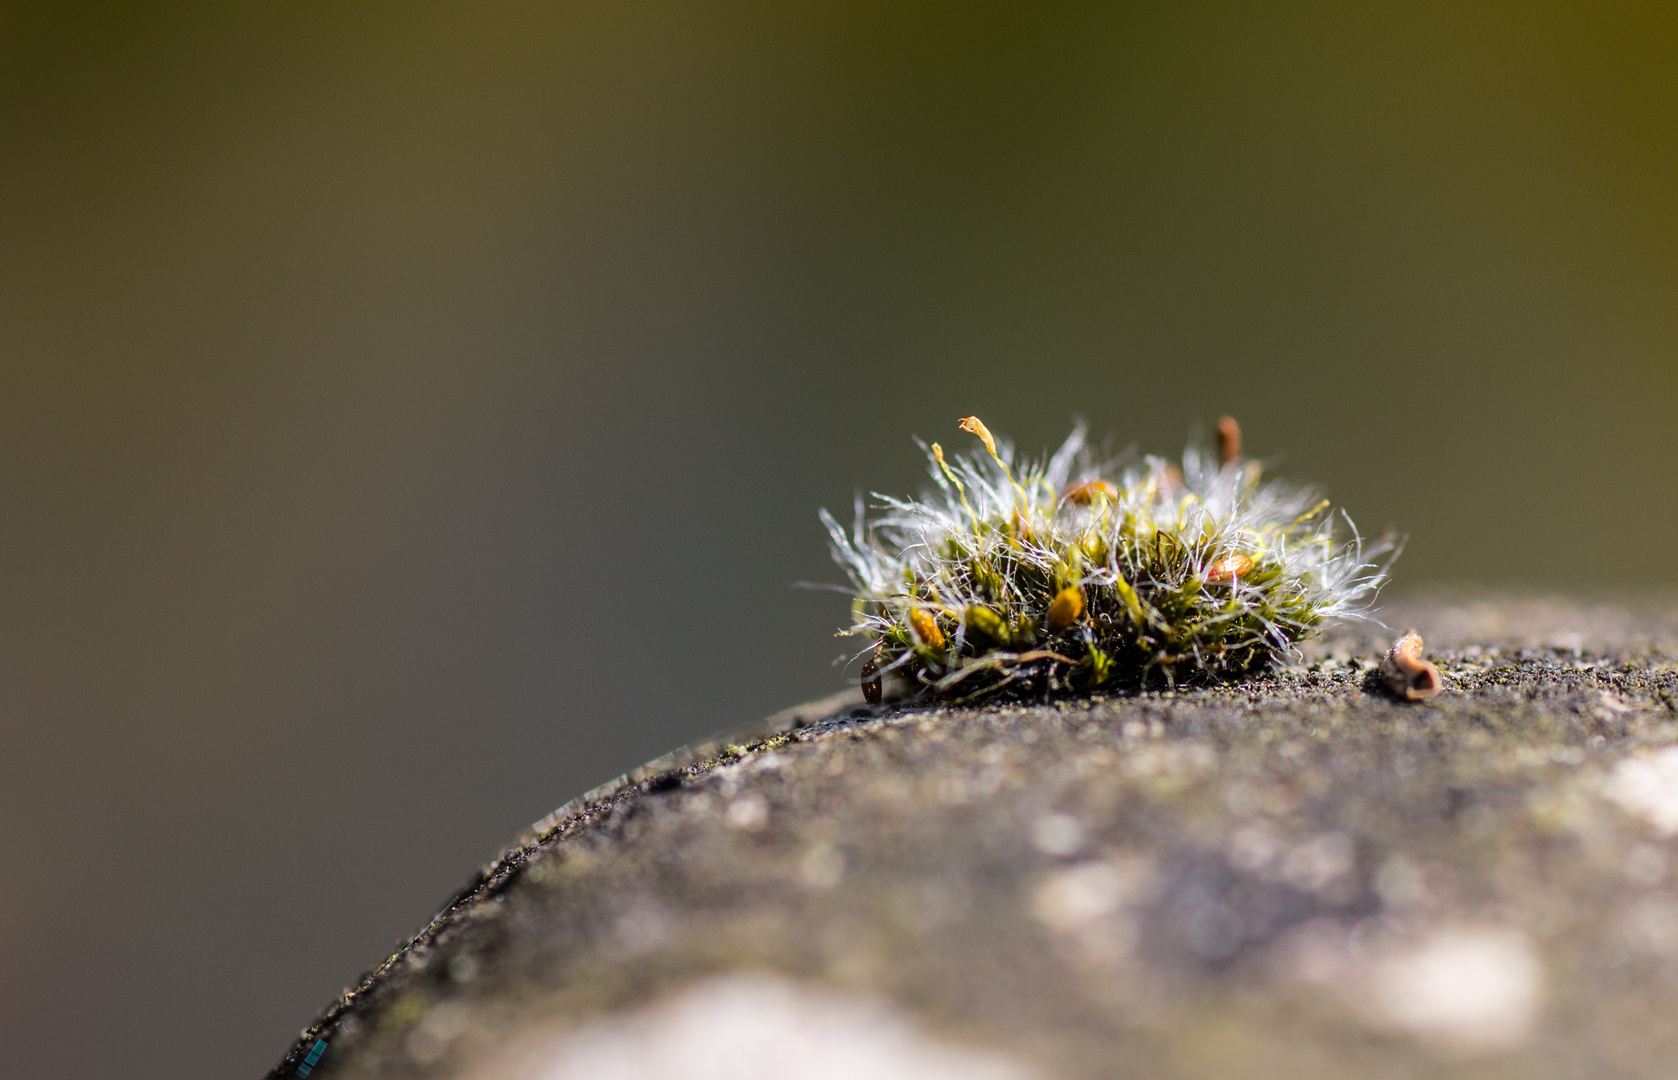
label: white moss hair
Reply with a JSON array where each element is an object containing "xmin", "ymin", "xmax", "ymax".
[{"xmin": 821, "ymin": 417, "xmax": 1396, "ymax": 702}]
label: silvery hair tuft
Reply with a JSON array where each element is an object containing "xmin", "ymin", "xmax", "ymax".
[{"xmin": 822, "ymin": 416, "xmax": 1397, "ymax": 704}]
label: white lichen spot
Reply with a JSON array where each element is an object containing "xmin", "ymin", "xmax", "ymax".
[
  {"xmin": 1595, "ymin": 691, "xmax": 1636, "ymax": 718},
  {"xmin": 1621, "ymin": 898, "xmax": 1678, "ymax": 957},
  {"xmin": 1029, "ymin": 858, "xmax": 1151, "ymax": 964},
  {"xmin": 1367, "ymin": 928, "xmax": 1542, "ymax": 1052},
  {"xmin": 518, "ymin": 974, "xmax": 1034, "ymax": 1080},
  {"xmin": 1227, "ymin": 824, "xmax": 1283, "ymax": 873},
  {"xmin": 1030, "ymin": 813, "xmax": 1086, "ymax": 856},
  {"xmin": 1120, "ymin": 741, "xmax": 1218, "ymax": 787},
  {"xmin": 1275, "ymin": 918, "xmax": 1356, "ymax": 987},
  {"xmin": 935, "ymin": 774, "xmax": 973, "ymax": 806},
  {"xmin": 799, "ymin": 843, "xmax": 846, "ymax": 889},
  {"xmin": 407, "ymin": 1001, "xmax": 472, "ymax": 1065},
  {"xmin": 1524, "ymin": 784, "xmax": 1595, "ymax": 835},
  {"xmin": 613, "ymin": 900, "xmax": 669, "ymax": 955},
  {"xmin": 1373, "ymin": 856, "xmax": 1429, "ymax": 910},
  {"xmin": 726, "ymin": 794, "xmax": 769, "ymax": 832},
  {"xmin": 448, "ymin": 953, "xmax": 480, "ymax": 984},
  {"xmin": 1280, "ymin": 832, "xmax": 1355, "ymax": 894},
  {"xmin": 1031, "ymin": 857, "xmax": 1153, "ymax": 935},
  {"xmin": 1032, "ymin": 861, "xmax": 1127, "ymax": 930},
  {"xmin": 1604, "ymin": 747, "xmax": 1678, "ymax": 837},
  {"xmin": 1623, "ymin": 842, "xmax": 1669, "ymax": 886}
]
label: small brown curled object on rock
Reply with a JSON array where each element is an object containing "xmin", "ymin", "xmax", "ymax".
[
  {"xmin": 860, "ymin": 650, "xmax": 882, "ymax": 706},
  {"xmin": 1380, "ymin": 631, "xmax": 1442, "ymax": 701},
  {"xmin": 1216, "ymin": 416, "xmax": 1241, "ymax": 466}
]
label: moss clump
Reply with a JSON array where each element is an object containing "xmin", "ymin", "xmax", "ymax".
[{"xmin": 822, "ymin": 417, "xmax": 1394, "ymax": 702}]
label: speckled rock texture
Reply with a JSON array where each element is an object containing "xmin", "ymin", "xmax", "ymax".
[{"xmin": 270, "ymin": 596, "xmax": 1678, "ymax": 1079}]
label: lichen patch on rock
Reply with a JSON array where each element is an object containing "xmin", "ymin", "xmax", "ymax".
[
  {"xmin": 473, "ymin": 974, "xmax": 1035, "ymax": 1080},
  {"xmin": 1604, "ymin": 747, "xmax": 1678, "ymax": 837}
]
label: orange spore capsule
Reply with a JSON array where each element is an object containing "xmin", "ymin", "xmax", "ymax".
[
  {"xmin": 1061, "ymin": 479, "xmax": 1119, "ymax": 505},
  {"xmin": 1206, "ymin": 554, "xmax": 1253, "ymax": 582},
  {"xmin": 908, "ymin": 608, "xmax": 946, "ymax": 649},
  {"xmin": 1046, "ymin": 586, "xmax": 1085, "ymax": 633}
]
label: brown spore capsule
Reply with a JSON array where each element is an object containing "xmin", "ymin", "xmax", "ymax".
[
  {"xmin": 1061, "ymin": 479, "xmax": 1119, "ymax": 505},
  {"xmin": 860, "ymin": 651, "xmax": 882, "ymax": 706},
  {"xmin": 1216, "ymin": 416, "xmax": 1241, "ymax": 466}
]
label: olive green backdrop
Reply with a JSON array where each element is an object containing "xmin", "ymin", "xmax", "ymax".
[{"xmin": 1, "ymin": 2, "xmax": 1674, "ymax": 1078}]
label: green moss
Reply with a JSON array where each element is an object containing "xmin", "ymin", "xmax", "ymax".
[{"xmin": 825, "ymin": 417, "xmax": 1394, "ymax": 701}]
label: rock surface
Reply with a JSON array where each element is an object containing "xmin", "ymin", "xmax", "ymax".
[{"xmin": 270, "ymin": 596, "xmax": 1678, "ymax": 1079}]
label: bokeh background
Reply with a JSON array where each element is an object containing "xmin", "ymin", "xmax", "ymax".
[{"xmin": 2, "ymin": 2, "xmax": 1675, "ymax": 1077}]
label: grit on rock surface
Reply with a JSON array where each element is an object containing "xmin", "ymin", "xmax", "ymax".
[{"xmin": 271, "ymin": 597, "xmax": 1678, "ymax": 1079}]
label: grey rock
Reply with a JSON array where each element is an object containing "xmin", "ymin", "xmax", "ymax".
[{"xmin": 271, "ymin": 596, "xmax": 1678, "ymax": 1079}]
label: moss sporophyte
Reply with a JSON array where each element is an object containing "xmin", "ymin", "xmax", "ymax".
[{"xmin": 822, "ymin": 417, "xmax": 1397, "ymax": 704}]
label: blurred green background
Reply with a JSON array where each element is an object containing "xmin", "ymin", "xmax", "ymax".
[{"xmin": 1, "ymin": 2, "xmax": 1674, "ymax": 1077}]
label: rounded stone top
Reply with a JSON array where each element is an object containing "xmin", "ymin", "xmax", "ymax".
[{"xmin": 273, "ymin": 597, "xmax": 1678, "ymax": 1079}]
